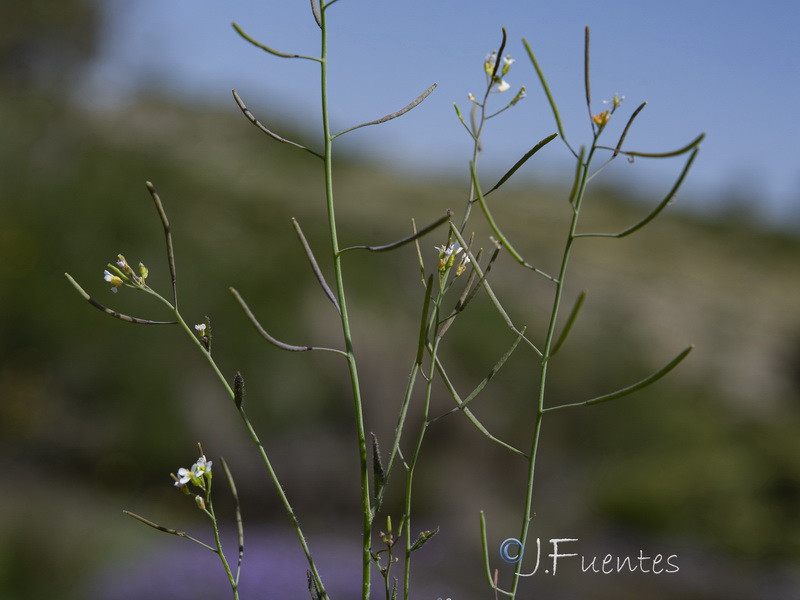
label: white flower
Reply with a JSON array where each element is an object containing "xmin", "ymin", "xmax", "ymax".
[
  {"xmin": 174, "ymin": 467, "xmax": 192, "ymax": 488},
  {"xmin": 173, "ymin": 454, "xmax": 212, "ymax": 491},
  {"xmin": 116, "ymin": 255, "xmax": 131, "ymax": 273},
  {"xmin": 502, "ymin": 55, "xmax": 515, "ymax": 75},
  {"xmin": 496, "ymin": 79, "xmax": 510, "ymax": 93},
  {"xmin": 484, "ymin": 51, "xmax": 497, "ymax": 74},
  {"xmin": 195, "ymin": 323, "xmax": 207, "ymax": 336},
  {"xmin": 455, "ymin": 253, "xmax": 471, "ymax": 277},
  {"xmin": 103, "ymin": 270, "xmax": 124, "ymax": 292},
  {"xmin": 435, "ymin": 243, "xmax": 464, "ymax": 272},
  {"xmin": 191, "ymin": 455, "xmax": 212, "ymax": 479},
  {"xmin": 603, "ymin": 94, "xmax": 625, "ymax": 109}
]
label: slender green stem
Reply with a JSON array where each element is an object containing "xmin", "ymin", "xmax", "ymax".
[
  {"xmin": 509, "ymin": 144, "xmax": 595, "ymax": 597},
  {"xmin": 318, "ymin": 5, "xmax": 372, "ymax": 599},
  {"xmin": 206, "ymin": 493, "xmax": 239, "ymax": 600},
  {"xmin": 402, "ymin": 288, "xmax": 443, "ymax": 600},
  {"xmin": 140, "ymin": 285, "xmax": 329, "ymax": 599}
]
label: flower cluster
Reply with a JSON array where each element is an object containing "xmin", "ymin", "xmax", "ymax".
[
  {"xmin": 103, "ymin": 254, "xmax": 149, "ymax": 293},
  {"xmin": 467, "ymin": 49, "xmax": 526, "ymax": 110},
  {"xmin": 172, "ymin": 452, "xmax": 213, "ymax": 495},
  {"xmin": 592, "ymin": 93, "xmax": 625, "ymax": 128},
  {"xmin": 435, "ymin": 242, "xmax": 470, "ymax": 276},
  {"xmin": 484, "ymin": 51, "xmax": 514, "ymax": 92}
]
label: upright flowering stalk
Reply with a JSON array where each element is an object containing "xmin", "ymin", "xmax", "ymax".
[{"xmin": 455, "ymin": 28, "xmax": 526, "ymax": 230}]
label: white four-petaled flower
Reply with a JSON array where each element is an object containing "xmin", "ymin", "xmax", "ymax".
[
  {"xmin": 174, "ymin": 467, "xmax": 192, "ymax": 488},
  {"xmin": 173, "ymin": 454, "xmax": 212, "ymax": 489},
  {"xmin": 103, "ymin": 270, "xmax": 124, "ymax": 292}
]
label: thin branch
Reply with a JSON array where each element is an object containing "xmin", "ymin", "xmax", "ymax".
[
  {"xmin": 544, "ymin": 345, "xmax": 694, "ymax": 412},
  {"xmin": 230, "ymin": 287, "xmax": 346, "ymax": 356},
  {"xmin": 480, "ymin": 512, "xmax": 514, "ymax": 598},
  {"xmin": 480, "ymin": 133, "xmax": 558, "ymax": 197},
  {"xmin": 232, "ymin": 22, "xmax": 321, "ymax": 62},
  {"xmin": 332, "ymin": 84, "xmax": 438, "ymax": 139},
  {"xmin": 470, "ymin": 162, "xmax": 557, "ymax": 282},
  {"xmin": 232, "ymin": 90, "xmax": 324, "ymax": 159},
  {"xmin": 598, "ymin": 132, "xmax": 705, "ymax": 158},
  {"xmin": 415, "ymin": 275, "xmax": 434, "ymax": 366},
  {"xmin": 338, "ymin": 210, "xmax": 452, "ymax": 254},
  {"xmin": 145, "ymin": 181, "xmax": 177, "ymax": 308},
  {"xmin": 220, "ymin": 457, "xmax": 244, "ymax": 584},
  {"xmin": 523, "ymin": 38, "xmax": 577, "ymax": 159},
  {"xmin": 123, "ymin": 511, "xmax": 216, "ymax": 552},
  {"xmin": 428, "ymin": 329, "xmax": 526, "ymax": 425},
  {"xmin": 64, "ymin": 274, "xmax": 177, "ymax": 325},
  {"xmin": 613, "ymin": 101, "xmax": 647, "ymax": 157},
  {"xmin": 550, "ymin": 290, "xmax": 586, "ymax": 356},
  {"xmin": 448, "ymin": 225, "xmax": 541, "ymax": 356},
  {"xmin": 432, "ymin": 353, "xmax": 526, "ymax": 458},
  {"xmin": 291, "ymin": 218, "xmax": 340, "ymax": 313},
  {"xmin": 575, "ymin": 147, "xmax": 699, "ymax": 238}
]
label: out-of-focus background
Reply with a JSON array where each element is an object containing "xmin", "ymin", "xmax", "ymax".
[{"xmin": 2, "ymin": 1, "xmax": 800, "ymax": 599}]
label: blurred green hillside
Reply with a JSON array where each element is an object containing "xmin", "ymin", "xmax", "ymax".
[{"xmin": 2, "ymin": 79, "xmax": 800, "ymax": 600}]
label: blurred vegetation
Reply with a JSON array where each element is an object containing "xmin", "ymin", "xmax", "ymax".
[
  {"xmin": 1, "ymin": 0, "xmax": 100, "ymax": 89},
  {"xmin": 2, "ymin": 9, "xmax": 800, "ymax": 598}
]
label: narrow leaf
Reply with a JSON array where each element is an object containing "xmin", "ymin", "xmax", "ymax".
[{"xmin": 332, "ymin": 84, "xmax": 437, "ymax": 138}]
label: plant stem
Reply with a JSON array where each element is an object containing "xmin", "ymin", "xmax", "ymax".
[
  {"xmin": 319, "ymin": 5, "xmax": 372, "ymax": 599},
  {"xmin": 146, "ymin": 287, "xmax": 329, "ymax": 599},
  {"xmin": 401, "ymin": 288, "xmax": 443, "ymax": 600},
  {"xmin": 206, "ymin": 495, "xmax": 239, "ymax": 600},
  {"xmin": 509, "ymin": 145, "xmax": 594, "ymax": 598}
]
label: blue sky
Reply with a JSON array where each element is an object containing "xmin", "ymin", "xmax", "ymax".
[{"xmin": 87, "ymin": 0, "xmax": 800, "ymax": 225}]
